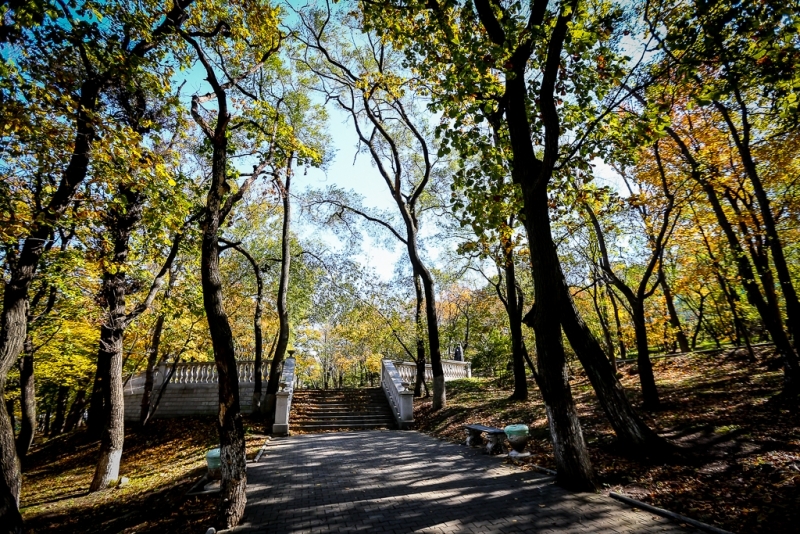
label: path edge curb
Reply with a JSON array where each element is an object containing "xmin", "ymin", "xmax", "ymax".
[{"xmin": 609, "ymin": 492, "xmax": 734, "ymax": 534}]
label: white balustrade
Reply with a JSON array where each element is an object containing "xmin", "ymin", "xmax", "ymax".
[
  {"xmin": 393, "ymin": 359, "xmax": 471, "ymax": 384},
  {"xmin": 381, "ymin": 359, "xmax": 414, "ymax": 429},
  {"xmin": 125, "ymin": 360, "xmax": 272, "ymax": 391},
  {"xmin": 272, "ymin": 357, "xmax": 296, "ymax": 436}
]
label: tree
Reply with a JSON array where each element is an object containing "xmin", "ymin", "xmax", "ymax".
[
  {"xmin": 297, "ymin": 4, "xmax": 449, "ymax": 408},
  {"xmin": 583, "ymin": 143, "xmax": 682, "ymax": 409},
  {"xmin": 180, "ymin": 0, "xmax": 327, "ymax": 523},
  {"xmin": 219, "ymin": 240, "xmax": 266, "ymax": 412},
  {"xmin": 643, "ymin": 0, "xmax": 800, "ymax": 394},
  {"xmin": 263, "ymin": 155, "xmax": 294, "ymax": 426},
  {"xmin": 0, "ymin": 1, "xmax": 196, "ymax": 527}
]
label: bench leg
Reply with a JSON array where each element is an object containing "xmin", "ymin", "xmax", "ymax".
[
  {"xmin": 485, "ymin": 433, "xmax": 505, "ymax": 455},
  {"xmin": 465, "ymin": 429, "xmax": 484, "ymax": 448}
]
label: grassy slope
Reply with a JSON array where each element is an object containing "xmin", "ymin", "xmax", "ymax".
[
  {"xmin": 414, "ymin": 347, "xmax": 800, "ymax": 534},
  {"xmin": 21, "ymin": 418, "xmax": 268, "ymax": 533}
]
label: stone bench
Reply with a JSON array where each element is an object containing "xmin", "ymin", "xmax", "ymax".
[{"xmin": 464, "ymin": 424, "xmax": 506, "ymax": 455}]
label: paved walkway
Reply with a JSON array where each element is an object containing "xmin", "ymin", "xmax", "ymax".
[{"xmin": 229, "ymin": 431, "xmax": 699, "ymax": 533}]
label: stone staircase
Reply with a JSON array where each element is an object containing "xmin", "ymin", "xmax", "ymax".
[{"xmin": 290, "ymin": 388, "xmax": 396, "ymax": 432}]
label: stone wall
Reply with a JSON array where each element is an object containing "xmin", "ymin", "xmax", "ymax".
[
  {"xmin": 123, "ymin": 360, "xmax": 268, "ymax": 421},
  {"xmin": 123, "ymin": 382, "xmax": 262, "ymax": 421}
]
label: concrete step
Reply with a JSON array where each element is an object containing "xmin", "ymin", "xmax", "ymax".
[
  {"xmin": 293, "ymin": 422, "xmax": 394, "ymax": 430},
  {"xmin": 292, "ymin": 405, "xmax": 391, "ymax": 410},
  {"xmin": 294, "ymin": 411, "xmax": 392, "ymax": 417},
  {"xmin": 290, "ymin": 388, "xmax": 395, "ymax": 433},
  {"xmin": 293, "ymin": 414, "xmax": 394, "ymax": 421},
  {"xmin": 293, "ymin": 389, "xmax": 384, "ymax": 397},
  {"xmin": 292, "ymin": 393, "xmax": 386, "ymax": 401}
]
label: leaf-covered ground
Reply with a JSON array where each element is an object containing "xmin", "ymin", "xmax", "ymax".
[
  {"xmin": 413, "ymin": 347, "xmax": 800, "ymax": 534},
  {"xmin": 21, "ymin": 418, "xmax": 269, "ymax": 533}
]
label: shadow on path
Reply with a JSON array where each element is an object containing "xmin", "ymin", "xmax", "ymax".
[{"xmin": 229, "ymin": 431, "xmax": 701, "ymax": 533}]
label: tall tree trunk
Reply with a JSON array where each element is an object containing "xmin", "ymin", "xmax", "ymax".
[
  {"xmin": 139, "ymin": 313, "xmax": 165, "ymax": 426},
  {"xmin": 63, "ymin": 389, "xmax": 86, "ymax": 433},
  {"xmin": 504, "ymin": 248, "xmax": 527, "ymax": 401},
  {"xmin": 589, "ymin": 280, "xmax": 615, "ymax": 366},
  {"xmin": 265, "ymin": 157, "xmax": 293, "ymax": 426},
  {"xmin": 220, "ymin": 241, "xmax": 265, "ymax": 413},
  {"xmin": 413, "ymin": 274, "xmax": 426, "ymax": 397},
  {"xmin": 630, "ymin": 301, "xmax": 659, "ymax": 409},
  {"xmin": 661, "ymin": 268, "xmax": 690, "ymax": 353},
  {"xmin": 87, "ymin": 352, "xmax": 110, "ymax": 437},
  {"xmin": 50, "ymin": 386, "xmax": 69, "ymax": 436},
  {"xmin": 252, "ymin": 272, "xmax": 264, "ymax": 411},
  {"xmin": 90, "ymin": 186, "xmax": 144, "ymax": 492},
  {"xmin": 200, "ymin": 168, "xmax": 247, "ymax": 529},
  {"xmin": 520, "ymin": 182, "xmax": 595, "ymax": 490},
  {"xmin": 479, "ymin": 2, "xmax": 594, "ymax": 487},
  {"xmin": 184, "ymin": 41, "xmax": 251, "ymax": 523},
  {"xmin": 416, "ymin": 262, "xmax": 445, "ymax": 409},
  {"xmin": 608, "ymin": 288, "xmax": 626, "ymax": 362},
  {"xmin": 15, "ymin": 341, "xmax": 35, "ymax": 460},
  {"xmin": 690, "ymin": 294, "xmax": 707, "ymax": 350}
]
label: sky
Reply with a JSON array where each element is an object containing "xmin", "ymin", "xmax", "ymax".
[
  {"xmin": 292, "ymin": 107, "xmax": 408, "ymax": 281},
  {"xmin": 172, "ymin": 3, "xmax": 631, "ymax": 285}
]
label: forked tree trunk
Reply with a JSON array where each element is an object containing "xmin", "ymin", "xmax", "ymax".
[
  {"xmin": 473, "ymin": 0, "xmax": 594, "ymax": 488},
  {"xmin": 584, "ymin": 199, "xmax": 664, "ymax": 411}
]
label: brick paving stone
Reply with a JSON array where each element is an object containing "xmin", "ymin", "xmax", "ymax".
[{"xmin": 225, "ymin": 430, "xmax": 703, "ymax": 534}]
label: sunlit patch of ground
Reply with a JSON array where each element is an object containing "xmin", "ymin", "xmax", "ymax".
[
  {"xmin": 414, "ymin": 347, "xmax": 800, "ymax": 534},
  {"xmin": 21, "ymin": 417, "xmax": 269, "ymax": 533}
]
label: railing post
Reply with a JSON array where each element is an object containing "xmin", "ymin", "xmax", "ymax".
[
  {"xmin": 381, "ymin": 359, "xmax": 414, "ymax": 429},
  {"xmin": 156, "ymin": 362, "xmax": 168, "ymax": 388},
  {"xmin": 467, "ymin": 362, "xmax": 472, "ymax": 378},
  {"xmin": 272, "ymin": 356, "xmax": 295, "ymax": 436}
]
